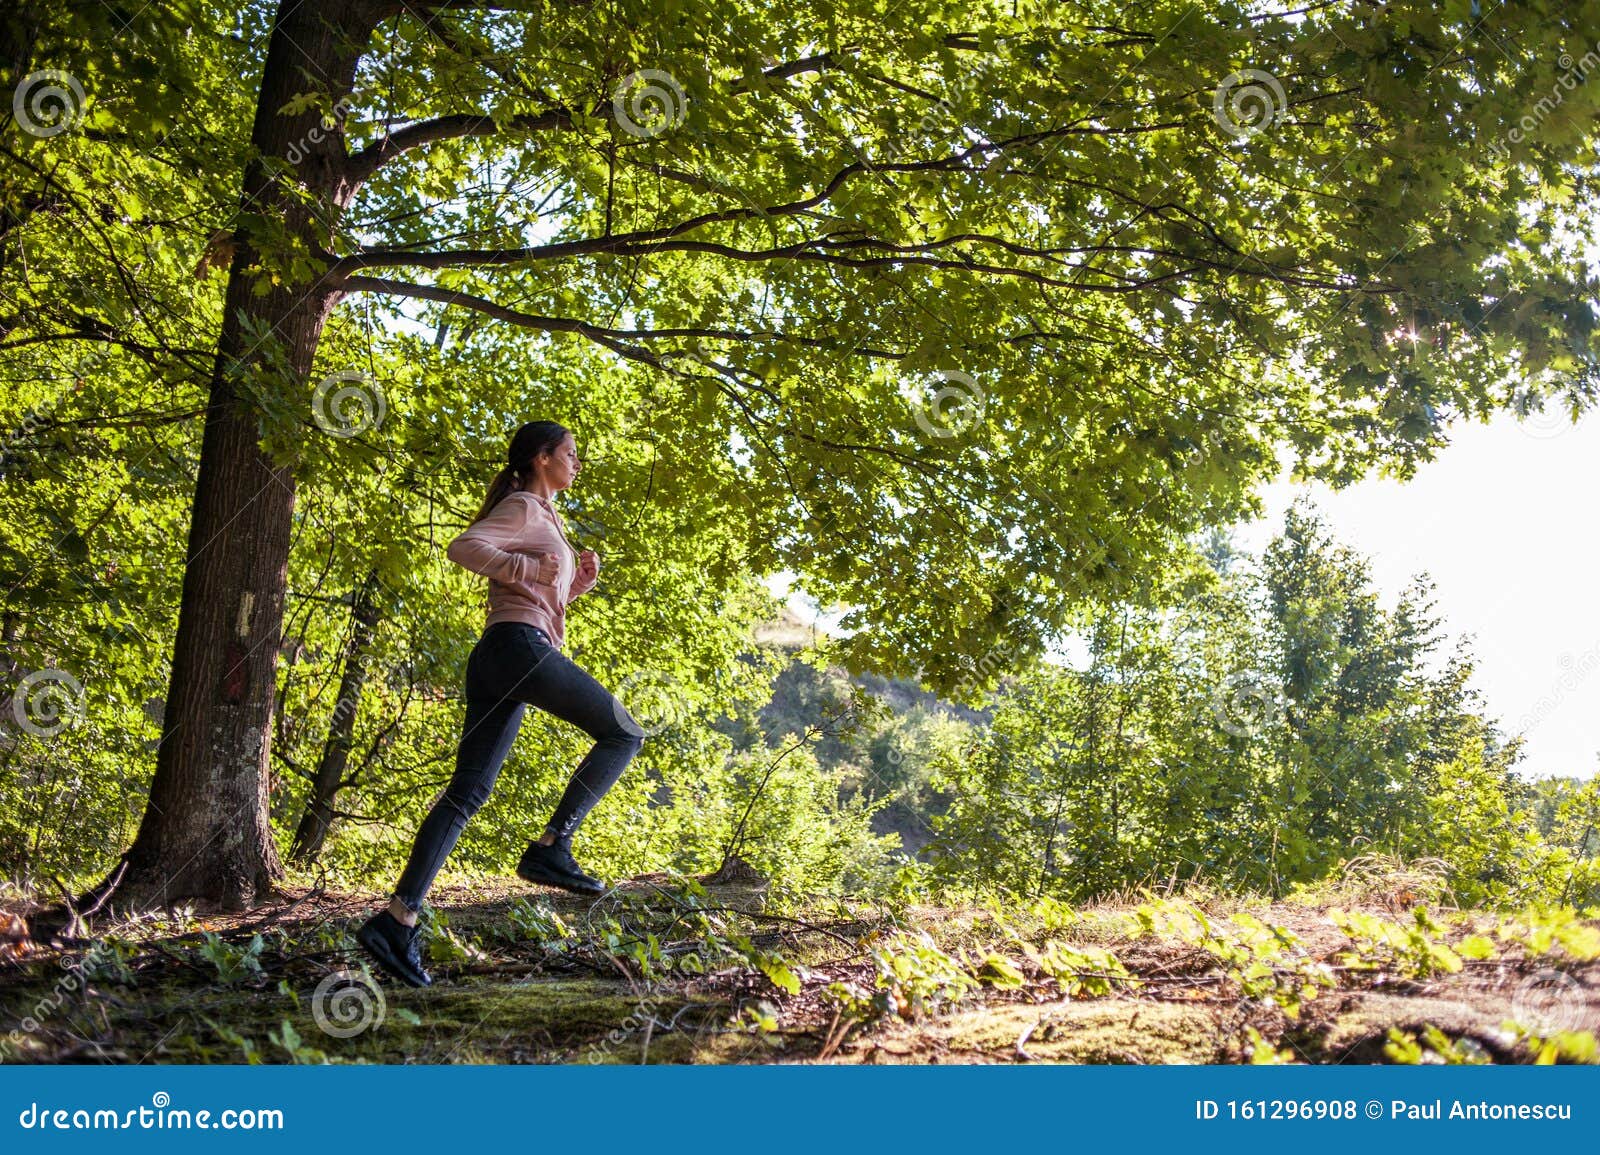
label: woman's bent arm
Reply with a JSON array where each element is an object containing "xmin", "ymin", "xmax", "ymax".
[{"xmin": 446, "ymin": 496, "xmax": 553, "ymax": 586}]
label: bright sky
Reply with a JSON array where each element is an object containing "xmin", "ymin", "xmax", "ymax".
[
  {"xmin": 769, "ymin": 408, "xmax": 1600, "ymax": 782},
  {"xmin": 1236, "ymin": 407, "xmax": 1600, "ymax": 782}
]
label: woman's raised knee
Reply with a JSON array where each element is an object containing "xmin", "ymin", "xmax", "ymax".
[
  {"xmin": 600, "ymin": 698, "xmax": 649, "ymax": 746},
  {"xmin": 599, "ymin": 719, "xmax": 645, "ymax": 749}
]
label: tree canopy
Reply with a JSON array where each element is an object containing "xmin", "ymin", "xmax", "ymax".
[{"xmin": 3, "ymin": 0, "xmax": 1599, "ymax": 906}]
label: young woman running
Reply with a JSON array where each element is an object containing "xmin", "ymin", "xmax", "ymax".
[{"xmin": 358, "ymin": 420, "xmax": 645, "ymax": 987}]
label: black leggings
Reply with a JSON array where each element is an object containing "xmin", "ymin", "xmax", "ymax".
[{"xmin": 391, "ymin": 621, "xmax": 644, "ymax": 911}]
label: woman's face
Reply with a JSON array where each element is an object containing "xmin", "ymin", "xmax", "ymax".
[{"xmin": 545, "ymin": 432, "xmax": 581, "ymax": 490}]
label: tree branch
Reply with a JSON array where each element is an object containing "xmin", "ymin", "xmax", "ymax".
[
  {"xmin": 333, "ymin": 274, "xmax": 906, "ymax": 355},
  {"xmin": 345, "ymin": 109, "xmax": 574, "ymax": 185}
]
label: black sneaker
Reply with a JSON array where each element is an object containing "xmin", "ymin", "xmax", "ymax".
[
  {"xmin": 517, "ymin": 841, "xmax": 606, "ymax": 896},
  {"xmin": 356, "ymin": 909, "xmax": 433, "ymax": 987}
]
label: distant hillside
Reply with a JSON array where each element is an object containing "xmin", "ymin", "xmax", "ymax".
[
  {"xmin": 742, "ymin": 605, "xmax": 995, "ymax": 856},
  {"xmin": 751, "ymin": 603, "xmax": 825, "ymax": 650},
  {"xmin": 751, "ymin": 604, "xmax": 994, "ymax": 726}
]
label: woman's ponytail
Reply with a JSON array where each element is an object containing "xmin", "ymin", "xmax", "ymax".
[{"xmin": 470, "ymin": 464, "xmax": 521, "ymax": 524}]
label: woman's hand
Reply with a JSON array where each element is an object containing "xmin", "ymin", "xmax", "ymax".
[
  {"xmin": 530, "ymin": 551, "xmax": 560, "ymax": 586},
  {"xmin": 576, "ymin": 549, "xmax": 599, "ymax": 585}
]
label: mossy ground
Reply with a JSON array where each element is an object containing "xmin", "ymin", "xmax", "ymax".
[{"xmin": 2, "ymin": 868, "xmax": 1595, "ymax": 1065}]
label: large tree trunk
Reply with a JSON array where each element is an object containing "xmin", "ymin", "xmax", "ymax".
[
  {"xmin": 92, "ymin": 1, "xmax": 382, "ymax": 912},
  {"xmin": 289, "ymin": 572, "xmax": 381, "ymax": 865}
]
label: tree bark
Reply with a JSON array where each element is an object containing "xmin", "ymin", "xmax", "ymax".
[
  {"xmin": 289, "ymin": 571, "xmax": 381, "ymax": 865},
  {"xmin": 91, "ymin": 0, "xmax": 384, "ymax": 911}
]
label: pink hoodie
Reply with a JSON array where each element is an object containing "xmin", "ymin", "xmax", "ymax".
[{"xmin": 445, "ymin": 490, "xmax": 597, "ymax": 649}]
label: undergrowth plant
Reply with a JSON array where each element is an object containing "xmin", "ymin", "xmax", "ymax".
[
  {"xmin": 1329, "ymin": 907, "xmax": 1468, "ymax": 978},
  {"xmin": 1135, "ymin": 896, "xmax": 1337, "ymax": 1018}
]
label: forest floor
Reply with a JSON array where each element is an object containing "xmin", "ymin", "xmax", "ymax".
[{"xmin": 2, "ymin": 861, "xmax": 1597, "ymax": 1065}]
